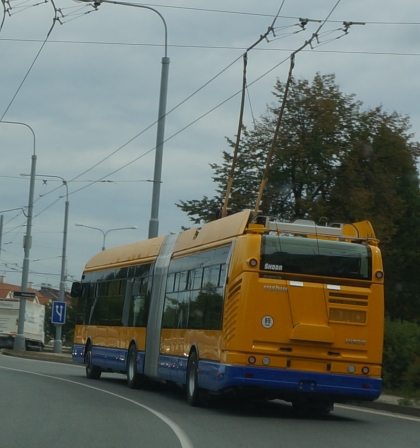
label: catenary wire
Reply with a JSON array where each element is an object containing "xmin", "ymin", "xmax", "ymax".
[
  {"xmin": 0, "ymin": 0, "xmax": 59, "ymax": 120},
  {"xmin": 0, "ymin": 2, "xmax": 411, "ymax": 280},
  {"xmin": 6, "ymin": 7, "xmax": 370, "ymax": 206},
  {"xmin": 138, "ymin": 3, "xmax": 420, "ymax": 25},
  {"xmin": 65, "ymin": 2, "xmax": 289, "ymax": 193},
  {"xmin": 2, "ymin": 37, "xmax": 419, "ymax": 57}
]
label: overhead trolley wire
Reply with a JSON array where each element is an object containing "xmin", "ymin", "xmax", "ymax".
[
  {"xmin": 0, "ymin": 0, "xmax": 397, "ymax": 227},
  {"xmin": 0, "ymin": 0, "xmax": 60, "ymax": 120},
  {"xmin": 66, "ymin": 53, "xmax": 244, "ymax": 185},
  {"xmin": 139, "ymin": 3, "xmax": 420, "ymax": 26},
  {"xmin": 220, "ymin": 0, "xmax": 287, "ymax": 217},
  {"xmin": 254, "ymin": 0, "xmax": 343, "ymax": 214},
  {"xmin": 33, "ymin": 2, "xmax": 351, "ymax": 202}
]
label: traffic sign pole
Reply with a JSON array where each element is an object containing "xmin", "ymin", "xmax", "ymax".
[
  {"xmin": 51, "ymin": 301, "xmax": 67, "ymax": 353},
  {"xmin": 54, "ymin": 325, "xmax": 63, "ymax": 354}
]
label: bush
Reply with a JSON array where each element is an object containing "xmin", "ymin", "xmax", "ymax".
[
  {"xmin": 405, "ymin": 356, "xmax": 420, "ymax": 391},
  {"xmin": 382, "ymin": 318, "xmax": 420, "ymax": 392}
]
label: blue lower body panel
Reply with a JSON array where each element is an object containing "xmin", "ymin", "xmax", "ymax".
[
  {"xmin": 72, "ymin": 344, "xmax": 145, "ymax": 374},
  {"xmin": 157, "ymin": 354, "xmax": 380, "ymax": 402},
  {"xmin": 73, "ymin": 346, "xmax": 381, "ymax": 402},
  {"xmin": 72, "ymin": 344, "xmax": 85, "ymax": 364},
  {"xmin": 198, "ymin": 361, "xmax": 381, "ymax": 401}
]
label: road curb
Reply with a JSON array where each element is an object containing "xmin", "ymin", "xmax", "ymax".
[
  {"xmin": 349, "ymin": 400, "xmax": 420, "ymax": 417},
  {"xmin": 1, "ymin": 348, "xmax": 74, "ymax": 365}
]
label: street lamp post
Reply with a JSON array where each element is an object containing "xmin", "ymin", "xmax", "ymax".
[
  {"xmin": 0, "ymin": 120, "xmax": 37, "ymax": 351},
  {"xmin": 75, "ymin": 224, "xmax": 137, "ymax": 251},
  {"xmin": 77, "ymin": 0, "xmax": 169, "ymax": 239},
  {"xmin": 22, "ymin": 174, "xmax": 69, "ymax": 353}
]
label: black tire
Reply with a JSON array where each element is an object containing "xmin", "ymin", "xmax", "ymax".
[
  {"xmin": 85, "ymin": 344, "xmax": 101, "ymax": 380},
  {"xmin": 186, "ymin": 351, "xmax": 200, "ymax": 406},
  {"xmin": 127, "ymin": 345, "xmax": 142, "ymax": 389}
]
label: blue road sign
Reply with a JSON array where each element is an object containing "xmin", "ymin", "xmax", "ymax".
[{"xmin": 51, "ymin": 301, "xmax": 67, "ymax": 325}]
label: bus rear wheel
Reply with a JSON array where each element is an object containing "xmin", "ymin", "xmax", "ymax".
[
  {"xmin": 186, "ymin": 351, "xmax": 200, "ymax": 406},
  {"xmin": 127, "ymin": 344, "xmax": 142, "ymax": 389},
  {"xmin": 85, "ymin": 344, "xmax": 101, "ymax": 380}
]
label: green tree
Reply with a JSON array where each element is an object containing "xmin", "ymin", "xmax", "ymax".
[
  {"xmin": 326, "ymin": 109, "xmax": 420, "ymax": 320},
  {"xmin": 382, "ymin": 318, "xmax": 420, "ymax": 391},
  {"xmin": 326, "ymin": 108, "xmax": 420, "ymax": 241},
  {"xmin": 177, "ymin": 73, "xmax": 420, "ymax": 321},
  {"xmin": 177, "ymin": 73, "xmax": 362, "ymax": 222}
]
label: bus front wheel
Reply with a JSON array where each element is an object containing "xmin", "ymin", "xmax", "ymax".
[
  {"xmin": 85, "ymin": 345, "xmax": 101, "ymax": 380},
  {"xmin": 186, "ymin": 351, "xmax": 200, "ymax": 406}
]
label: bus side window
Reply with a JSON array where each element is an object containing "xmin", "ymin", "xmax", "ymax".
[
  {"xmin": 106, "ymin": 279, "xmax": 125, "ymax": 326},
  {"xmin": 162, "ymin": 293, "xmax": 178, "ymax": 328},
  {"xmin": 90, "ymin": 282, "xmax": 110, "ymax": 326},
  {"xmin": 203, "ymin": 265, "xmax": 219, "ymax": 287},
  {"xmin": 123, "ymin": 277, "xmax": 150, "ymax": 327},
  {"xmin": 132, "ymin": 296, "xmax": 146, "ymax": 327},
  {"xmin": 188, "ymin": 290, "xmax": 202, "ymax": 329},
  {"xmin": 71, "ymin": 281, "xmax": 81, "ymax": 298},
  {"xmin": 76, "ymin": 283, "xmax": 90, "ymax": 325},
  {"xmin": 86, "ymin": 284, "xmax": 97, "ymax": 325},
  {"xmin": 122, "ymin": 279, "xmax": 133, "ymax": 327},
  {"xmin": 192, "ymin": 268, "xmax": 203, "ymax": 290},
  {"xmin": 90, "ymin": 296, "xmax": 110, "ymax": 326},
  {"xmin": 177, "ymin": 290, "xmax": 189, "ymax": 329},
  {"xmin": 137, "ymin": 277, "xmax": 151, "ymax": 327},
  {"xmin": 166, "ymin": 273, "xmax": 175, "ymax": 293},
  {"xmin": 175, "ymin": 271, "xmax": 188, "ymax": 292},
  {"xmin": 219, "ymin": 264, "xmax": 227, "ymax": 287}
]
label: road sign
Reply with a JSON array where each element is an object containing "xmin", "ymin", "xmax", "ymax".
[
  {"xmin": 51, "ymin": 301, "xmax": 67, "ymax": 325},
  {"xmin": 13, "ymin": 291, "xmax": 36, "ymax": 299}
]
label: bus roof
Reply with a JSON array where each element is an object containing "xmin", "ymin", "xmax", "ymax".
[
  {"xmin": 82, "ymin": 210, "xmax": 377, "ymax": 273},
  {"xmin": 84, "ymin": 236, "xmax": 166, "ymax": 272},
  {"xmin": 83, "ymin": 210, "xmax": 252, "ymax": 273}
]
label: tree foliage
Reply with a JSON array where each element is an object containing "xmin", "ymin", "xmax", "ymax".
[
  {"xmin": 383, "ymin": 318, "xmax": 420, "ymax": 392},
  {"xmin": 176, "ymin": 72, "xmax": 420, "ymax": 321}
]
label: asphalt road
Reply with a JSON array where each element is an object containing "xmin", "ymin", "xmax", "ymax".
[{"xmin": 1, "ymin": 352, "xmax": 419, "ymax": 448}]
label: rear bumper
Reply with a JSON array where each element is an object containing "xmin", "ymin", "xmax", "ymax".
[{"xmin": 198, "ymin": 361, "xmax": 381, "ymax": 401}]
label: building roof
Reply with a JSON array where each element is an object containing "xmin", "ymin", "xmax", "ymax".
[
  {"xmin": 39, "ymin": 285, "xmax": 71, "ymax": 306},
  {"xmin": 0, "ymin": 282, "xmax": 51, "ymax": 305}
]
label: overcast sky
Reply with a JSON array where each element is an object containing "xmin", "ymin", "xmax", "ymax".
[{"xmin": 1, "ymin": 0, "xmax": 419, "ymax": 291}]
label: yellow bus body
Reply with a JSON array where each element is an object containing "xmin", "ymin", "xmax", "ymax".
[{"xmin": 72, "ymin": 210, "xmax": 384, "ymax": 408}]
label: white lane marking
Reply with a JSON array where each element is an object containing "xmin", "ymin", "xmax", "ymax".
[
  {"xmin": 3, "ymin": 357, "xmax": 418, "ymax": 426},
  {"xmin": 0, "ymin": 354, "xmax": 84, "ymax": 367},
  {"xmin": 337, "ymin": 404, "xmax": 420, "ymax": 422},
  {"xmin": 0, "ymin": 365, "xmax": 194, "ymax": 448}
]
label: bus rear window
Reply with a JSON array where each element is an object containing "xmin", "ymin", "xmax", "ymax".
[{"xmin": 261, "ymin": 235, "xmax": 371, "ymax": 280}]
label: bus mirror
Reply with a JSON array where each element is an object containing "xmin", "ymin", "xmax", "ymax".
[{"xmin": 71, "ymin": 281, "xmax": 81, "ymax": 297}]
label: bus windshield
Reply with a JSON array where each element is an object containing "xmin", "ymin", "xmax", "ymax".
[{"xmin": 261, "ymin": 235, "xmax": 372, "ymax": 280}]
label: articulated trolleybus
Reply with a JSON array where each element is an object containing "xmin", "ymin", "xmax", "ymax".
[{"xmin": 72, "ymin": 210, "xmax": 384, "ymax": 412}]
